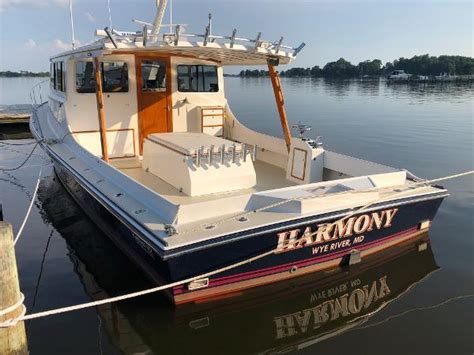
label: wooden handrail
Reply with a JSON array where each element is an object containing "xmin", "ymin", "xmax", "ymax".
[
  {"xmin": 94, "ymin": 58, "xmax": 109, "ymax": 162},
  {"xmin": 268, "ymin": 63, "xmax": 291, "ymax": 152}
]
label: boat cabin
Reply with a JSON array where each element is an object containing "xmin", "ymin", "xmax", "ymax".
[{"xmin": 44, "ymin": 22, "xmax": 409, "ymax": 227}]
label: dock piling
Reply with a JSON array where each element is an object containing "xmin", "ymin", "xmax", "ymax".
[{"xmin": 0, "ymin": 222, "xmax": 28, "ymax": 355}]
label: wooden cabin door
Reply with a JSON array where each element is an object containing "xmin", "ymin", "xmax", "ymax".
[{"xmin": 136, "ymin": 56, "xmax": 172, "ymax": 154}]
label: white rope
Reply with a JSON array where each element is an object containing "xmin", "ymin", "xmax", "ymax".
[
  {"xmin": 177, "ymin": 170, "xmax": 474, "ymax": 236},
  {"xmin": 14, "ymin": 165, "xmax": 43, "ymax": 246},
  {"xmin": 322, "ymin": 170, "xmax": 473, "ymax": 231},
  {"xmin": 0, "ymin": 248, "xmax": 275, "ymax": 327},
  {"xmin": 0, "ymin": 293, "xmax": 27, "ymax": 328},
  {"xmin": 0, "ymin": 170, "xmax": 472, "ymax": 328},
  {"xmin": 0, "ymin": 293, "xmax": 25, "ymax": 316}
]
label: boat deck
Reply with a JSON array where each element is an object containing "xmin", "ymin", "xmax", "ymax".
[{"xmin": 112, "ymin": 158, "xmax": 295, "ymax": 205}]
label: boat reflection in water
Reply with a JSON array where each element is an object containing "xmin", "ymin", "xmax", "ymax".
[{"xmin": 38, "ymin": 172, "xmax": 439, "ymax": 354}]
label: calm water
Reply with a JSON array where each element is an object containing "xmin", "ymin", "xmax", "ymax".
[{"xmin": 0, "ymin": 77, "xmax": 473, "ymax": 354}]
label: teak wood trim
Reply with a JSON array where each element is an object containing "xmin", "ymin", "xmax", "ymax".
[
  {"xmin": 94, "ymin": 57, "xmax": 109, "ymax": 162},
  {"xmin": 201, "ymin": 106, "xmax": 225, "ymax": 137},
  {"xmin": 202, "ymin": 124, "xmax": 225, "ymax": 128},
  {"xmin": 135, "ymin": 54, "xmax": 173, "ymax": 155},
  {"xmin": 72, "ymin": 128, "xmax": 136, "ymax": 158},
  {"xmin": 268, "ymin": 63, "xmax": 292, "ymax": 152},
  {"xmin": 290, "ymin": 147, "xmax": 307, "ymax": 181}
]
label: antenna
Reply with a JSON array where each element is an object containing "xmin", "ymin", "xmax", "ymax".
[
  {"xmin": 169, "ymin": 0, "xmax": 173, "ymax": 33},
  {"xmin": 107, "ymin": 0, "xmax": 113, "ymax": 28},
  {"xmin": 69, "ymin": 0, "xmax": 76, "ymax": 49}
]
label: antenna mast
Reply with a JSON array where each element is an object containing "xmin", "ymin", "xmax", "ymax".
[
  {"xmin": 169, "ymin": 0, "xmax": 173, "ymax": 33},
  {"xmin": 107, "ymin": 0, "xmax": 113, "ymax": 28},
  {"xmin": 69, "ymin": 0, "xmax": 76, "ymax": 49}
]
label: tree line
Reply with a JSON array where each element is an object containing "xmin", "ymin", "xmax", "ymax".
[
  {"xmin": 238, "ymin": 55, "xmax": 474, "ymax": 78},
  {"xmin": 0, "ymin": 71, "xmax": 49, "ymax": 78}
]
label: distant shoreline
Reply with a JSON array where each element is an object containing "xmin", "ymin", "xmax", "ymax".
[
  {"xmin": 224, "ymin": 75, "xmax": 473, "ymax": 83},
  {"xmin": 0, "ymin": 71, "xmax": 49, "ymax": 78},
  {"xmin": 236, "ymin": 55, "xmax": 474, "ymax": 79}
]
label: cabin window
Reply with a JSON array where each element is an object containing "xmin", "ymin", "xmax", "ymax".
[
  {"xmin": 141, "ymin": 60, "xmax": 167, "ymax": 92},
  {"xmin": 102, "ymin": 62, "xmax": 129, "ymax": 92},
  {"xmin": 75, "ymin": 61, "xmax": 129, "ymax": 93},
  {"xmin": 55, "ymin": 63, "xmax": 61, "ymax": 91},
  {"xmin": 76, "ymin": 62, "xmax": 95, "ymax": 93},
  {"xmin": 177, "ymin": 65, "xmax": 218, "ymax": 92},
  {"xmin": 51, "ymin": 61, "xmax": 66, "ymax": 92},
  {"xmin": 50, "ymin": 63, "xmax": 55, "ymax": 89}
]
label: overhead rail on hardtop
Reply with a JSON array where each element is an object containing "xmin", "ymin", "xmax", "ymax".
[
  {"xmin": 50, "ymin": 0, "xmax": 305, "ymax": 65},
  {"xmin": 92, "ymin": 21, "xmax": 305, "ymax": 65}
]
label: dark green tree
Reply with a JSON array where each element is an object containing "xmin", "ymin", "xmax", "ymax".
[{"xmin": 322, "ymin": 58, "xmax": 358, "ymax": 78}]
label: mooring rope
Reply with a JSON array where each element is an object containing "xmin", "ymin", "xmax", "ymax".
[
  {"xmin": 0, "ymin": 170, "xmax": 472, "ymax": 328},
  {"xmin": 0, "ymin": 141, "xmax": 42, "ymax": 171},
  {"xmin": 0, "ymin": 248, "xmax": 276, "ymax": 327},
  {"xmin": 177, "ymin": 170, "xmax": 474, "ymax": 236},
  {"xmin": 0, "ymin": 293, "xmax": 27, "ymax": 328},
  {"xmin": 14, "ymin": 165, "xmax": 43, "ymax": 245}
]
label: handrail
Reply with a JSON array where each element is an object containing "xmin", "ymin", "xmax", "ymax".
[
  {"xmin": 29, "ymin": 79, "xmax": 49, "ymax": 106},
  {"xmin": 100, "ymin": 23, "xmax": 305, "ymax": 57}
]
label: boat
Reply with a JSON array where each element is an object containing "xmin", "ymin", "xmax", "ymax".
[
  {"xmin": 387, "ymin": 70, "xmax": 411, "ymax": 80},
  {"xmin": 30, "ymin": 0, "xmax": 448, "ymax": 304},
  {"xmin": 37, "ymin": 174, "xmax": 439, "ymax": 353}
]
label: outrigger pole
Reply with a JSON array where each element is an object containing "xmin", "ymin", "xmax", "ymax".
[
  {"xmin": 267, "ymin": 60, "xmax": 292, "ymax": 152},
  {"xmin": 151, "ymin": 0, "xmax": 169, "ymax": 39},
  {"xmin": 94, "ymin": 58, "xmax": 109, "ymax": 162}
]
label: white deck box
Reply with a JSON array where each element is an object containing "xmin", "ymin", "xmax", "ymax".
[{"xmin": 143, "ymin": 133, "xmax": 257, "ymax": 197}]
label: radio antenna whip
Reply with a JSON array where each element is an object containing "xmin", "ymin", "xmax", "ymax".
[
  {"xmin": 169, "ymin": 0, "xmax": 173, "ymax": 33},
  {"xmin": 107, "ymin": 0, "xmax": 113, "ymax": 29},
  {"xmin": 68, "ymin": 0, "xmax": 76, "ymax": 49}
]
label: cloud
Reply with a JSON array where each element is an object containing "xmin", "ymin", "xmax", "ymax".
[
  {"xmin": 84, "ymin": 11, "xmax": 95, "ymax": 22},
  {"xmin": 0, "ymin": 0, "xmax": 69, "ymax": 10},
  {"xmin": 53, "ymin": 39, "xmax": 73, "ymax": 51},
  {"xmin": 24, "ymin": 38, "xmax": 37, "ymax": 48},
  {"xmin": 22, "ymin": 38, "xmax": 86, "ymax": 53}
]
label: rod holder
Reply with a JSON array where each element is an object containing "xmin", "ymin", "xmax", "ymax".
[
  {"xmin": 220, "ymin": 144, "xmax": 225, "ymax": 164},
  {"xmin": 275, "ymin": 36, "xmax": 283, "ymax": 53},
  {"xmin": 142, "ymin": 25, "xmax": 148, "ymax": 46},
  {"xmin": 174, "ymin": 24, "xmax": 181, "ymax": 45},
  {"xmin": 203, "ymin": 25, "xmax": 210, "ymax": 46},
  {"xmin": 196, "ymin": 147, "xmax": 202, "ymax": 167},
  {"xmin": 208, "ymin": 145, "xmax": 214, "ymax": 165},
  {"xmin": 104, "ymin": 27, "xmax": 118, "ymax": 48},
  {"xmin": 254, "ymin": 32, "xmax": 262, "ymax": 48},
  {"xmin": 232, "ymin": 144, "xmax": 237, "ymax": 163},
  {"xmin": 252, "ymin": 145, "xmax": 258, "ymax": 161},
  {"xmin": 230, "ymin": 29, "xmax": 237, "ymax": 48},
  {"xmin": 293, "ymin": 42, "xmax": 306, "ymax": 56},
  {"xmin": 242, "ymin": 143, "xmax": 247, "ymax": 162}
]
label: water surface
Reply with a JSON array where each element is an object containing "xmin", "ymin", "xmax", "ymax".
[{"xmin": 0, "ymin": 77, "xmax": 472, "ymax": 354}]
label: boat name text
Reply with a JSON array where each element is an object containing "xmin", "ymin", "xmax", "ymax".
[{"xmin": 276, "ymin": 208, "xmax": 398, "ymax": 253}]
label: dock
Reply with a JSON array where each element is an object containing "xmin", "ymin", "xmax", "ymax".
[{"xmin": 0, "ymin": 105, "xmax": 32, "ymax": 140}]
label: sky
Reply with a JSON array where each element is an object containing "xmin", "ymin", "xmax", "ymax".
[{"xmin": 0, "ymin": 0, "xmax": 472, "ymax": 72}]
